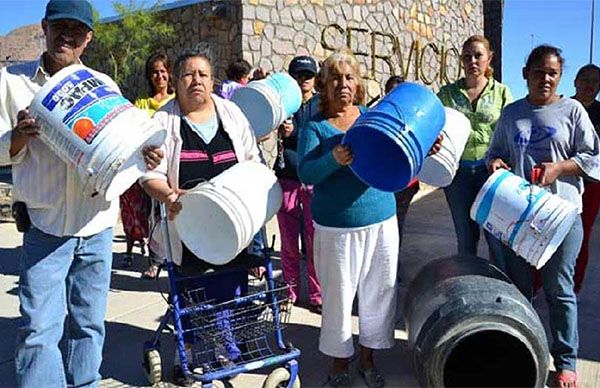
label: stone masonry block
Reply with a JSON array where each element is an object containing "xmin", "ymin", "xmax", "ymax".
[
  {"xmin": 256, "ymin": 5, "xmax": 271, "ymax": 21},
  {"xmin": 253, "ymin": 20, "xmax": 265, "ymax": 34}
]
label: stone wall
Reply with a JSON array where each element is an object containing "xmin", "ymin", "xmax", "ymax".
[
  {"xmin": 241, "ymin": 0, "xmax": 484, "ymax": 98},
  {"xmin": 86, "ymin": 0, "xmax": 488, "ymax": 165},
  {"xmin": 483, "ymin": 0, "xmax": 503, "ymax": 81},
  {"xmin": 86, "ymin": 0, "xmax": 243, "ymax": 100},
  {"xmin": 87, "ymin": 0, "xmax": 489, "ymax": 100}
]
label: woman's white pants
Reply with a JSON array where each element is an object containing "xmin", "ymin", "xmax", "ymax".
[{"xmin": 314, "ymin": 216, "xmax": 399, "ymax": 358}]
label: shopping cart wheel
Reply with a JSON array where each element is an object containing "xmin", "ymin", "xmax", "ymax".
[
  {"xmin": 262, "ymin": 367, "xmax": 301, "ymax": 388},
  {"xmin": 143, "ymin": 349, "xmax": 162, "ymax": 384}
]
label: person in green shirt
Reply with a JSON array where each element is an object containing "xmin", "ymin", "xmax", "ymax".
[{"xmin": 437, "ymin": 35, "xmax": 512, "ymax": 271}]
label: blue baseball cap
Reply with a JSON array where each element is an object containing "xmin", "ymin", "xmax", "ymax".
[
  {"xmin": 45, "ymin": 0, "xmax": 94, "ymax": 31},
  {"xmin": 288, "ymin": 56, "xmax": 318, "ymax": 77}
]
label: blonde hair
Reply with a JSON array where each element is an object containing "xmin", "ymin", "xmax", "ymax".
[
  {"xmin": 462, "ymin": 35, "xmax": 494, "ymax": 79},
  {"xmin": 318, "ymin": 49, "xmax": 366, "ymax": 114}
]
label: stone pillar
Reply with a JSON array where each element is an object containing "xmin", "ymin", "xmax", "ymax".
[{"xmin": 483, "ymin": 0, "xmax": 503, "ymax": 81}]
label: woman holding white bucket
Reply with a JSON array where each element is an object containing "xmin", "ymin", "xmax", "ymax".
[
  {"xmin": 138, "ymin": 49, "xmax": 261, "ymax": 385},
  {"xmin": 487, "ymin": 45, "xmax": 600, "ymax": 388},
  {"xmin": 140, "ymin": 49, "xmax": 260, "ymax": 264},
  {"xmin": 297, "ymin": 49, "xmax": 399, "ymax": 388},
  {"xmin": 437, "ymin": 35, "xmax": 512, "ymax": 271}
]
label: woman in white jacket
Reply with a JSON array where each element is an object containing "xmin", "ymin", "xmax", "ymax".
[
  {"xmin": 141, "ymin": 49, "xmax": 260, "ymax": 267},
  {"xmin": 139, "ymin": 49, "xmax": 260, "ymax": 385}
]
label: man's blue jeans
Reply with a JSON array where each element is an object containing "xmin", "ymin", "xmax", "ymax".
[
  {"xmin": 444, "ymin": 163, "xmax": 507, "ymax": 272},
  {"xmin": 15, "ymin": 227, "xmax": 113, "ymax": 388},
  {"xmin": 503, "ymin": 216, "xmax": 582, "ymax": 372}
]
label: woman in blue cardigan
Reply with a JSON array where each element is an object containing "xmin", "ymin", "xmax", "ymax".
[{"xmin": 297, "ymin": 50, "xmax": 398, "ymax": 388}]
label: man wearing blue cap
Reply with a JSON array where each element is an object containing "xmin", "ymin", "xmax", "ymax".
[{"xmin": 0, "ymin": 1, "xmax": 162, "ymax": 386}]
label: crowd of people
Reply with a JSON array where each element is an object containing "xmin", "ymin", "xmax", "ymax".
[{"xmin": 0, "ymin": 1, "xmax": 599, "ymax": 388}]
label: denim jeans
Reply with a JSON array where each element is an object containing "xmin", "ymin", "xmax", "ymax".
[
  {"xmin": 247, "ymin": 231, "xmax": 265, "ymax": 256},
  {"xmin": 504, "ymin": 216, "xmax": 582, "ymax": 372},
  {"xmin": 444, "ymin": 163, "xmax": 507, "ymax": 272},
  {"xmin": 15, "ymin": 227, "xmax": 113, "ymax": 388}
]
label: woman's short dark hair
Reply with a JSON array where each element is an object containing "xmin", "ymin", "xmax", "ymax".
[
  {"xmin": 575, "ymin": 64, "xmax": 600, "ymax": 81},
  {"xmin": 145, "ymin": 50, "xmax": 173, "ymax": 95},
  {"xmin": 225, "ymin": 59, "xmax": 252, "ymax": 82},
  {"xmin": 384, "ymin": 75, "xmax": 404, "ymax": 94},
  {"xmin": 172, "ymin": 48, "xmax": 213, "ymax": 81},
  {"xmin": 525, "ymin": 45, "xmax": 565, "ymax": 72}
]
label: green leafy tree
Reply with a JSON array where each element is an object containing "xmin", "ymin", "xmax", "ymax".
[{"xmin": 88, "ymin": 0, "xmax": 174, "ymax": 89}]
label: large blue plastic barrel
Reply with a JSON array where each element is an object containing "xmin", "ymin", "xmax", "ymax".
[{"xmin": 342, "ymin": 82, "xmax": 445, "ymax": 192}]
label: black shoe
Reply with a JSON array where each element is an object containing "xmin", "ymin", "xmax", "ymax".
[
  {"xmin": 244, "ymin": 253, "xmax": 265, "ymax": 270},
  {"xmin": 121, "ymin": 254, "xmax": 133, "ymax": 268},
  {"xmin": 173, "ymin": 365, "xmax": 194, "ymax": 387},
  {"xmin": 309, "ymin": 303, "xmax": 323, "ymax": 315},
  {"xmin": 358, "ymin": 365, "xmax": 385, "ymax": 388}
]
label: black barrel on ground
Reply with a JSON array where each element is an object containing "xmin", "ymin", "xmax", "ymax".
[{"xmin": 403, "ymin": 255, "xmax": 549, "ymax": 387}]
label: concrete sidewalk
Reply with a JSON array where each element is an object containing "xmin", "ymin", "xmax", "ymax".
[{"xmin": 1, "ymin": 189, "xmax": 599, "ymax": 387}]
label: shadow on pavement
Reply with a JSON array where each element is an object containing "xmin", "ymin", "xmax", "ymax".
[
  {"xmin": 109, "ymin": 271, "xmax": 170, "ymax": 294},
  {"xmin": 113, "ymin": 234, "xmax": 127, "ymax": 244},
  {"xmin": 0, "ymin": 318, "xmax": 168, "ymax": 388},
  {"xmin": 282, "ymin": 321, "xmax": 416, "ymax": 387},
  {"xmin": 101, "ymin": 320, "xmax": 416, "ymax": 388},
  {"xmin": 576, "ymin": 257, "xmax": 600, "ymax": 363},
  {"xmin": 0, "ymin": 316, "xmax": 19, "ymax": 387},
  {"xmin": 0, "ymin": 247, "xmax": 20, "ymax": 276},
  {"xmin": 101, "ymin": 320, "xmax": 163, "ymax": 386}
]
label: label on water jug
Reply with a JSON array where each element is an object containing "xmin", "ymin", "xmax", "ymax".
[{"xmin": 33, "ymin": 67, "xmax": 133, "ymax": 164}]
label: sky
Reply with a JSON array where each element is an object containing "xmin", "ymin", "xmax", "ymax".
[
  {"xmin": 0, "ymin": 0, "xmax": 598, "ymax": 98},
  {"xmin": 502, "ymin": 0, "xmax": 598, "ymax": 99}
]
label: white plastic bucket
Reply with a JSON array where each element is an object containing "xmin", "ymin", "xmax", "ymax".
[
  {"xmin": 30, "ymin": 65, "xmax": 167, "ymax": 201},
  {"xmin": 419, "ymin": 107, "xmax": 471, "ymax": 187},
  {"xmin": 470, "ymin": 169, "xmax": 578, "ymax": 269},
  {"xmin": 174, "ymin": 161, "xmax": 283, "ymax": 265},
  {"xmin": 30, "ymin": 64, "xmax": 167, "ymax": 201},
  {"xmin": 231, "ymin": 72, "xmax": 301, "ymax": 138}
]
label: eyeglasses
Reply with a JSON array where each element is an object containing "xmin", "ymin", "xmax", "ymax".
[
  {"xmin": 48, "ymin": 20, "xmax": 90, "ymax": 36},
  {"xmin": 292, "ymin": 71, "xmax": 315, "ymax": 80}
]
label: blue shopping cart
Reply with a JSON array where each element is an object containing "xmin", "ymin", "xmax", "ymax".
[{"xmin": 142, "ymin": 202, "xmax": 301, "ymax": 388}]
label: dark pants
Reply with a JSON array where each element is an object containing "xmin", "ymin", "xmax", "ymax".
[
  {"xmin": 503, "ymin": 217, "xmax": 582, "ymax": 372},
  {"xmin": 444, "ymin": 164, "xmax": 506, "ymax": 272}
]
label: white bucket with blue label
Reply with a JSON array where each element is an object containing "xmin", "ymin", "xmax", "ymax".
[
  {"xmin": 470, "ymin": 169, "xmax": 578, "ymax": 269},
  {"xmin": 174, "ymin": 161, "xmax": 283, "ymax": 265},
  {"xmin": 30, "ymin": 64, "xmax": 167, "ymax": 201},
  {"xmin": 231, "ymin": 72, "xmax": 301, "ymax": 138}
]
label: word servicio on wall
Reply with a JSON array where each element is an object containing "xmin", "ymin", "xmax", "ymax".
[{"xmin": 321, "ymin": 24, "xmax": 463, "ymax": 85}]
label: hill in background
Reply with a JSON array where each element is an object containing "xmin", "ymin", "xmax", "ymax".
[{"xmin": 0, "ymin": 24, "xmax": 44, "ymax": 67}]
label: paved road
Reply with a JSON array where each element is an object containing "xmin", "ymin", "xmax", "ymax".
[{"xmin": 0, "ymin": 189, "xmax": 599, "ymax": 387}]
